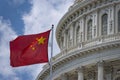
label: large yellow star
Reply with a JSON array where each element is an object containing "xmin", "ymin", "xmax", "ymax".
[{"xmin": 36, "ymin": 37, "xmax": 46, "ymax": 45}]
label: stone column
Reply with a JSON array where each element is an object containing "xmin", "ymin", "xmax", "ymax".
[
  {"xmin": 83, "ymin": 15, "xmax": 86, "ymax": 41},
  {"xmin": 76, "ymin": 67, "xmax": 84, "ymax": 80},
  {"xmin": 98, "ymin": 62, "xmax": 104, "ymax": 80},
  {"xmin": 64, "ymin": 30, "xmax": 67, "ymax": 48},
  {"xmin": 72, "ymin": 23, "xmax": 75, "ymax": 46}
]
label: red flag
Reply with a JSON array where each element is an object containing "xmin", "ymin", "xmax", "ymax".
[{"xmin": 10, "ymin": 30, "xmax": 51, "ymax": 67}]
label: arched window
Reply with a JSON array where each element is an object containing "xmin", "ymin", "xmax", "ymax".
[
  {"xmin": 101, "ymin": 14, "xmax": 108, "ymax": 35},
  {"xmin": 118, "ymin": 10, "xmax": 120, "ymax": 32},
  {"xmin": 87, "ymin": 19, "xmax": 92, "ymax": 40},
  {"xmin": 76, "ymin": 26, "xmax": 80, "ymax": 43}
]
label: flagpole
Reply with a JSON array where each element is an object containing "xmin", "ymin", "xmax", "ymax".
[{"xmin": 50, "ymin": 24, "xmax": 54, "ymax": 80}]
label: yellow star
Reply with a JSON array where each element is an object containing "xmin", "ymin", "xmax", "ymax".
[
  {"xmin": 36, "ymin": 37, "xmax": 46, "ymax": 45},
  {"xmin": 32, "ymin": 47, "xmax": 35, "ymax": 50},
  {"xmin": 30, "ymin": 45, "xmax": 35, "ymax": 50}
]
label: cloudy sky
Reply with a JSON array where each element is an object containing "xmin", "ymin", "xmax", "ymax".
[{"xmin": 0, "ymin": 0, "xmax": 74, "ymax": 80}]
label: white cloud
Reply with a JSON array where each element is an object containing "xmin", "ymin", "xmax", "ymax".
[
  {"xmin": 22, "ymin": 0, "xmax": 74, "ymax": 79},
  {"xmin": 23, "ymin": 0, "xmax": 73, "ymax": 34},
  {"xmin": 0, "ymin": 0, "xmax": 73, "ymax": 80},
  {"xmin": 0, "ymin": 17, "xmax": 19, "ymax": 79}
]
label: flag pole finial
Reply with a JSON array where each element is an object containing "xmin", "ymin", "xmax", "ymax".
[{"xmin": 52, "ymin": 24, "xmax": 54, "ymax": 29}]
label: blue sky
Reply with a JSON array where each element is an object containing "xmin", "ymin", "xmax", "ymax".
[
  {"xmin": 0, "ymin": 0, "xmax": 31, "ymax": 35},
  {"xmin": 0, "ymin": 0, "xmax": 73, "ymax": 80}
]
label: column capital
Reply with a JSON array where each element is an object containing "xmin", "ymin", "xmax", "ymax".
[
  {"xmin": 76, "ymin": 66, "xmax": 84, "ymax": 72},
  {"xmin": 61, "ymin": 73, "xmax": 68, "ymax": 80},
  {"xmin": 97, "ymin": 61, "xmax": 104, "ymax": 66},
  {"xmin": 62, "ymin": 73, "xmax": 68, "ymax": 76}
]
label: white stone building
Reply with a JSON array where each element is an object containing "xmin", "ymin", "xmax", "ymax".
[{"xmin": 36, "ymin": 0, "xmax": 120, "ymax": 80}]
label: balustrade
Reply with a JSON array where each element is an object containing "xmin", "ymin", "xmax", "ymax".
[{"xmin": 53, "ymin": 33, "xmax": 120, "ymax": 61}]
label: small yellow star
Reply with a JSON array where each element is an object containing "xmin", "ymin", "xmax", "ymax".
[
  {"xmin": 36, "ymin": 37, "xmax": 46, "ymax": 45},
  {"xmin": 32, "ymin": 47, "xmax": 35, "ymax": 50},
  {"xmin": 30, "ymin": 45, "xmax": 35, "ymax": 50}
]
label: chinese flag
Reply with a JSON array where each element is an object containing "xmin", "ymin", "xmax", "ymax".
[{"xmin": 10, "ymin": 30, "xmax": 51, "ymax": 67}]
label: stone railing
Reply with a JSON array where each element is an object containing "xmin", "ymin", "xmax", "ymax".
[
  {"xmin": 53, "ymin": 33, "xmax": 120, "ymax": 61},
  {"xmin": 83, "ymin": 33, "xmax": 120, "ymax": 47}
]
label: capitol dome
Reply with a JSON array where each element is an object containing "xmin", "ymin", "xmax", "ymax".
[{"xmin": 37, "ymin": 0, "xmax": 120, "ymax": 80}]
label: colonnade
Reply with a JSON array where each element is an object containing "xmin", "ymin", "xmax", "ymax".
[{"xmin": 59, "ymin": 62, "xmax": 104, "ymax": 80}]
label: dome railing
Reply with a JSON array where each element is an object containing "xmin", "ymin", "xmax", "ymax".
[{"xmin": 53, "ymin": 33, "xmax": 120, "ymax": 61}]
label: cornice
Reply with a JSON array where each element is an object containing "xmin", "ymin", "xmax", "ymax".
[{"xmin": 37, "ymin": 40, "xmax": 120, "ymax": 79}]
